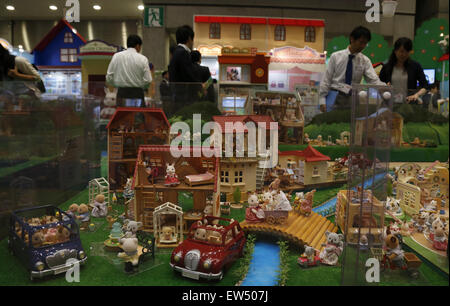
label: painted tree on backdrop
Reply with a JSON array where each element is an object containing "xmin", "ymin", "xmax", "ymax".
[
  {"xmin": 412, "ymin": 18, "xmax": 449, "ymax": 82},
  {"xmin": 326, "ymin": 33, "xmax": 390, "ymax": 64}
]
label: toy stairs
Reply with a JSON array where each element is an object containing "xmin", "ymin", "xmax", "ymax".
[
  {"xmin": 256, "ymin": 152, "xmax": 271, "ymax": 190},
  {"xmin": 142, "ymin": 190, "xmax": 158, "ymax": 231},
  {"xmin": 240, "ymin": 211, "xmax": 338, "ymax": 251},
  {"xmin": 110, "ymin": 135, "xmax": 123, "ymax": 160}
]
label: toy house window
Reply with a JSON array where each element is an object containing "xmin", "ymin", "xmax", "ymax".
[
  {"xmin": 305, "ymin": 26, "xmax": 316, "ymax": 42},
  {"xmin": 201, "ymin": 158, "xmax": 214, "ymax": 172},
  {"xmin": 274, "ymin": 25, "xmax": 286, "ymax": 41},
  {"xmin": 240, "ymin": 24, "xmax": 251, "ymax": 40},
  {"xmin": 209, "ymin": 23, "xmax": 221, "ymax": 39},
  {"xmin": 221, "ymin": 171, "xmax": 229, "ymax": 183},
  {"xmin": 234, "ymin": 171, "xmax": 243, "ymax": 183},
  {"xmin": 312, "ymin": 166, "xmax": 319, "ymax": 177},
  {"xmin": 60, "ymin": 48, "xmax": 78, "ymax": 62},
  {"xmin": 64, "ymin": 32, "xmax": 74, "ymax": 43}
]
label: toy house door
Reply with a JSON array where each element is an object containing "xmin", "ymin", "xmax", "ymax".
[{"xmin": 297, "ymin": 161, "xmax": 304, "ymax": 184}]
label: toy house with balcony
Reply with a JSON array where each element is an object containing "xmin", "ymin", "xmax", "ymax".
[{"xmin": 106, "ymin": 107, "xmax": 170, "ymax": 190}]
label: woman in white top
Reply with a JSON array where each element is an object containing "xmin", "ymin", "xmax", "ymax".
[{"xmin": 379, "ymin": 38, "xmax": 428, "ymax": 104}]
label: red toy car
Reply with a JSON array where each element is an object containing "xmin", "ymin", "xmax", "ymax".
[
  {"xmin": 170, "ymin": 216, "xmax": 246, "ymax": 280},
  {"xmin": 297, "ymin": 247, "xmax": 320, "ymax": 268}
]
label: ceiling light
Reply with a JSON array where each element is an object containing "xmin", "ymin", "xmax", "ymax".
[
  {"xmin": 49, "ymin": 5, "xmax": 58, "ymax": 11},
  {"xmin": 93, "ymin": 5, "xmax": 101, "ymax": 10},
  {"xmin": 138, "ymin": 5, "xmax": 145, "ymax": 11},
  {"xmin": 6, "ymin": 5, "xmax": 15, "ymax": 11}
]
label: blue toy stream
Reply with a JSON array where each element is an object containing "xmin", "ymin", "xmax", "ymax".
[
  {"xmin": 313, "ymin": 172, "xmax": 389, "ymax": 216},
  {"xmin": 241, "ymin": 241, "xmax": 280, "ymax": 286}
]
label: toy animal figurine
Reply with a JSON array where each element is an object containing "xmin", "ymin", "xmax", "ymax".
[
  {"xmin": 385, "ymin": 197, "xmax": 402, "ymax": 215},
  {"xmin": 245, "ymin": 192, "xmax": 265, "ymax": 223},
  {"xmin": 319, "ymin": 231, "xmax": 344, "ymax": 266},
  {"xmin": 91, "ymin": 194, "xmax": 108, "ymax": 218},
  {"xmin": 384, "ymin": 231, "xmax": 407, "ymax": 270},
  {"xmin": 203, "ymin": 203, "xmax": 213, "ymax": 216},
  {"xmin": 194, "ymin": 222, "xmax": 207, "ymax": 241},
  {"xmin": 161, "ymin": 226, "xmax": 175, "ymax": 243},
  {"xmin": 64, "ymin": 203, "xmax": 79, "ymax": 221},
  {"xmin": 261, "ymin": 190, "xmax": 274, "ymax": 211},
  {"xmin": 359, "ymin": 235, "xmax": 369, "ymax": 252},
  {"xmin": 298, "ymin": 245, "xmax": 320, "ymax": 268},
  {"xmin": 56, "ymin": 225, "xmax": 70, "ymax": 243},
  {"xmin": 44, "ymin": 228, "xmax": 58, "ymax": 244},
  {"xmin": 269, "ymin": 178, "xmax": 281, "ymax": 190},
  {"xmin": 413, "ymin": 210, "xmax": 429, "ymax": 233},
  {"xmin": 123, "ymin": 219, "xmax": 143, "ymax": 238},
  {"xmin": 387, "ymin": 221, "xmax": 403, "ymax": 244},
  {"xmin": 123, "ymin": 178, "xmax": 135, "ymax": 201},
  {"xmin": 430, "ymin": 219, "xmax": 448, "ymax": 251},
  {"xmin": 100, "ymin": 87, "xmax": 117, "ymax": 119},
  {"xmin": 106, "ymin": 216, "xmax": 117, "ymax": 229},
  {"xmin": 272, "ymin": 189, "xmax": 293, "ymax": 211},
  {"xmin": 299, "ymin": 189, "xmax": 316, "ymax": 216},
  {"xmin": 77, "ymin": 204, "xmax": 90, "ymax": 231},
  {"xmin": 118, "ymin": 237, "xmax": 140, "ymax": 273},
  {"xmin": 31, "ymin": 231, "xmax": 45, "ymax": 248},
  {"xmin": 164, "ymin": 163, "xmax": 180, "ymax": 187}
]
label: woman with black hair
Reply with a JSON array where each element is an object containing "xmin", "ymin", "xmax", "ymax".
[{"xmin": 379, "ymin": 37, "xmax": 428, "ymax": 104}]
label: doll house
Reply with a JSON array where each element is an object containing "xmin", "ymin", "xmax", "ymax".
[
  {"xmin": 335, "ymin": 189, "xmax": 385, "ymax": 245},
  {"xmin": 396, "ymin": 163, "xmax": 449, "ymax": 216},
  {"xmin": 354, "ymin": 108, "xmax": 403, "ymax": 147},
  {"xmin": 212, "ymin": 115, "xmax": 277, "ymax": 199},
  {"xmin": 131, "ymin": 145, "xmax": 220, "ymax": 233},
  {"xmin": 32, "ymin": 18, "xmax": 86, "ymax": 97},
  {"xmin": 278, "ymin": 145, "xmax": 331, "ymax": 187},
  {"xmin": 251, "ymin": 91, "xmax": 304, "ymax": 144},
  {"xmin": 106, "ymin": 108, "xmax": 170, "ymax": 191}
]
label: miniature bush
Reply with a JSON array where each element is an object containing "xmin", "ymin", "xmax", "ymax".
[
  {"xmin": 276, "ymin": 240, "xmax": 290, "ymax": 286},
  {"xmin": 233, "ymin": 187, "xmax": 241, "ymax": 203},
  {"xmin": 233, "ymin": 234, "xmax": 256, "ymax": 282}
]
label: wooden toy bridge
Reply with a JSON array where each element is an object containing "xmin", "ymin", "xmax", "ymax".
[{"xmin": 240, "ymin": 211, "xmax": 338, "ymax": 251}]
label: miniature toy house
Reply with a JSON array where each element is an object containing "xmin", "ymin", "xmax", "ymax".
[
  {"xmin": 212, "ymin": 115, "xmax": 277, "ymax": 197},
  {"xmin": 278, "ymin": 145, "xmax": 331, "ymax": 186},
  {"xmin": 32, "ymin": 18, "xmax": 86, "ymax": 97},
  {"xmin": 354, "ymin": 108, "xmax": 403, "ymax": 147},
  {"xmin": 153, "ymin": 202, "xmax": 184, "ymax": 248},
  {"xmin": 251, "ymin": 91, "xmax": 304, "ymax": 144},
  {"xmin": 335, "ymin": 189, "xmax": 385, "ymax": 245},
  {"xmin": 396, "ymin": 163, "xmax": 449, "ymax": 216},
  {"xmin": 132, "ymin": 145, "xmax": 220, "ymax": 232},
  {"xmin": 194, "ymin": 15, "xmax": 325, "ymax": 53},
  {"xmin": 106, "ymin": 108, "xmax": 170, "ymax": 190}
]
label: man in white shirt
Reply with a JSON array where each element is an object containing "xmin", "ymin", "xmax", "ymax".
[
  {"xmin": 319, "ymin": 26, "xmax": 385, "ymax": 112},
  {"xmin": 106, "ymin": 35, "xmax": 152, "ymax": 107}
]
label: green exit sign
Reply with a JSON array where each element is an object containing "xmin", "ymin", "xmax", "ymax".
[{"xmin": 144, "ymin": 6, "xmax": 164, "ymax": 27}]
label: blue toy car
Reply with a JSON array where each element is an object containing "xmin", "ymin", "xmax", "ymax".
[{"xmin": 8, "ymin": 205, "xmax": 87, "ymax": 280}]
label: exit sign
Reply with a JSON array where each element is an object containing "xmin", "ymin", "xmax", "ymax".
[{"xmin": 144, "ymin": 6, "xmax": 164, "ymax": 27}]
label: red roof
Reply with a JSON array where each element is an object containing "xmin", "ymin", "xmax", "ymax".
[
  {"xmin": 106, "ymin": 107, "xmax": 170, "ymax": 129},
  {"xmin": 194, "ymin": 15, "xmax": 325, "ymax": 27},
  {"xmin": 33, "ymin": 18, "xmax": 87, "ymax": 52},
  {"xmin": 279, "ymin": 145, "xmax": 330, "ymax": 162},
  {"xmin": 212, "ymin": 115, "xmax": 278, "ymax": 133}
]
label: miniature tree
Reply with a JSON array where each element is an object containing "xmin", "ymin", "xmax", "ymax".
[{"xmin": 233, "ymin": 187, "xmax": 242, "ymax": 204}]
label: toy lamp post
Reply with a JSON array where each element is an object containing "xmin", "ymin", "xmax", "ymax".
[{"xmin": 382, "ymin": 1, "xmax": 398, "ymax": 18}]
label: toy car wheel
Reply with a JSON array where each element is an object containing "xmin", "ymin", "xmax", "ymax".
[{"xmin": 278, "ymin": 216, "xmax": 287, "ymax": 224}]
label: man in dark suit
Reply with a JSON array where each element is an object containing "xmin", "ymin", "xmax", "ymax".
[
  {"xmin": 421, "ymin": 82, "xmax": 441, "ymax": 111},
  {"xmin": 191, "ymin": 50, "xmax": 216, "ymax": 103},
  {"xmin": 168, "ymin": 25, "xmax": 201, "ymax": 109}
]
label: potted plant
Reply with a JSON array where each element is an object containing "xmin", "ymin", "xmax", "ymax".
[{"xmin": 231, "ymin": 187, "xmax": 243, "ymax": 209}]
